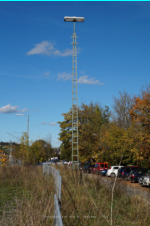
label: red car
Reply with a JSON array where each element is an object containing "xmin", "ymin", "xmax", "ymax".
[{"xmin": 92, "ymin": 163, "xmax": 108, "ymax": 174}]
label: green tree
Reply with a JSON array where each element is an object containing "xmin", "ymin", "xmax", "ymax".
[
  {"xmin": 15, "ymin": 132, "xmax": 29, "ymax": 163},
  {"xmin": 100, "ymin": 123, "xmax": 135, "ymax": 166},
  {"xmin": 58, "ymin": 103, "xmax": 110, "ymax": 162},
  {"xmin": 29, "ymin": 139, "xmax": 53, "ymax": 164}
]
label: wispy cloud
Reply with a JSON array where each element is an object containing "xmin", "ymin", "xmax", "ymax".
[
  {"xmin": 78, "ymin": 75, "xmax": 104, "ymax": 85},
  {"xmin": 20, "ymin": 108, "xmax": 27, "ymax": 113},
  {"xmin": 41, "ymin": 122, "xmax": 47, "ymax": 125},
  {"xmin": 27, "ymin": 41, "xmax": 72, "ymax": 57},
  {"xmin": 57, "ymin": 72, "xmax": 72, "ymax": 81},
  {"xmin": 49, "ymin": 122, "xmax": 57, "ymax": 126},
  {"xmin": 45, "ymin": 71, "xmax": 50, "ymax": 76},
  {"xmin": 33, "ymin": 108, "xmax": 41, "ymax": 112},
  {"xmin": 0, "ymin": 104, "xmax": 27, "ymax": 114},
  {"xmin": 42, "ymin": 71, "xmax": 50, "ymax": 79},
  {"xmin": 57, "ymin": 71, "xmax": 103, "ymax": 85}
]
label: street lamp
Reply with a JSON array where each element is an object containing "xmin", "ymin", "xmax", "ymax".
[
  {"xmin": 16, "ymin": 114, "xmax": 29, "ymax": 152},
  {"xmin": 64, "ymin": 16, "xmax": 84, "ymax": 169},
  {"xmin": 64, "ymin": 16, "xmax": 84, "ymax": 22}
]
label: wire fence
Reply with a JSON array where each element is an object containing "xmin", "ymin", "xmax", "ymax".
[
  {"xmin": 43, "ymin": 163, "xmax": 63, "ymax": 226},
  {"xmin": 54, "ymin": 194, "xmax": 63, "ymax": 226}
]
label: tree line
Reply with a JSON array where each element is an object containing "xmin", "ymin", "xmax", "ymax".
[
  {"xmin": 12, "ymin": 134, "xmax": 58, "ymax": 164},
  {"xmin": 58, "ymin": 84, "xmax": 150, "ymax": 167}
]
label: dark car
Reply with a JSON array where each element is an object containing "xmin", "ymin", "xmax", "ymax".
[
  {"xmin": 36, "ymin": 162, "xmax": 46, "ymax": 166},
  {"xmin": 98, "ymin": 169, "xmax": 108, "ymax": 176},
  {"xmin": 83, "ymin": 164, "xmax": 95, "ymax": 173},
  {"xmin": 79, "ymin": 162, "xmax": 84, "ymax": 170},
  {"xmin": 88, "ymin": 165, "xmax": 95, "ymax": 173},
  {"xmin": 118, "ymin": 166, "xmax": 140, "ymax": 180},
  {"xmin": 139, "ymin": 171, "xmax": 150, "ymax": 185},
  {"xmin": 131, "ymin": 168, "xmax": 150, "ymax": 182},
  {"xmin": 51, "ymin": 159, "xmax": 60, "ymax": 162}
]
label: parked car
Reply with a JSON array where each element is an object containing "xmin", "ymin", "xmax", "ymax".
[
  {"xmin": 138, "ymin": 171, "xmax": 150, "ymax": 185},
  {"xmin": 92, "ymin": 163, "xmax": 108, "ymax": 174},
  {"xmin": 79, "ymin": 162, "xmax": 84, "ymax": 170},
  {"xmin": 130, "ymin": 168, "xmax": 150, "ymax": 182},
  {"xmin": 98, "ymin": 169, "xmax": 108, "ymax": 176},
  {"xmin": 51, "ymin": 159, "xmax": 60, "ymax": 163},
  {"xmin": 140, "ymin": 171, "xmax": 150, "ymax": 187},
  {"xmin": 83, "ymin": 164, "xmax": 95, "ymax": 173},
  {"xmin": 68, "ymin": 161, "xmax": 72, "ymax": 166},
  {"xmin": 142, "ymin": 174, "xmax": 150, "ymax": 187},
  {"xmin": 118, "ymin": 166, "xmax": 140, "ymax": 180},
  {"xmin": 106, "ymin": 165, "xmax": 124, "ymax": 177},
  {"xmin": 88, "ymin": 165, "xmax": 95, "ymax": 173},
  {"xmin": 63, "ymin": 160, "xmax": 68, "ymax": 165}
]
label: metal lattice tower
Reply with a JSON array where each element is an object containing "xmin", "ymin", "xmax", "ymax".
[
  {"xmin": 64, "ymin": 16, "xmax": 84, "ymax": 169},
  {"xmin": 71, "ymin": 22, "xmax": 78, "ymax": 165}
]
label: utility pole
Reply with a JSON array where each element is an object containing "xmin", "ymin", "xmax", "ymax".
[{"xmin": 27, "ymin": 115, "xmax": 29, "ymax": 153}]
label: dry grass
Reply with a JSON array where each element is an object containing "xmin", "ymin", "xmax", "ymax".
[
  {"xmin": 56, "ymin": 165, "xmax": 150, "ymax": 226},
  {"xmin": 0, "ymin": 165, "xmax": 55, "ymax": 226},
  {"xmin": 1, "ymin": 165, "xmax": 150, "ymax": 226}
]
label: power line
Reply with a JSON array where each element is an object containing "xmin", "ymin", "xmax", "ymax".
[{"xmin": 7, "ymin": 132, "xmax": 20, "ymax": 141}]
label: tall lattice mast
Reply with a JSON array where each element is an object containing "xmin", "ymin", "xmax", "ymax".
[
  {"xmin": 71, "ymin": 22, "xmax": 78, "ymax": 165},
  {"xmin": 64, "ymin": 16, "xmax": 84, "ymax": 169}
]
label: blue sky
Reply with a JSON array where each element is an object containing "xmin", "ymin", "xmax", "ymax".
[{"xmin": 0, "ymin": 2, "xmax": 150, "ymax": 147}]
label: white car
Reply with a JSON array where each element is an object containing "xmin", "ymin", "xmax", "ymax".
[
  {"xmin": 63, "ymin": 161, "xmax": 68, "ymax": 165},
  {"xmin": 67, "ymin": 161, "xmax": 72, "ymax": 166},
  {"xmin": 106, "ymin": 165, "xmax": 124, "ymax": 177}
]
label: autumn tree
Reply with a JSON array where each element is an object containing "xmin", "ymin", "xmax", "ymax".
[
  {"xmin": 79, "ymin": 103, "xmax": 103, "ymax": 162},
  {"xmin": 99, "ymin": 122, "xmax": 135, "ymax": 165},
  {"xmin": 14, "ymin": 132, "xmax": 29, "ymax": 163},
  {"xmin": 112, "ymin": 91, "xmax": 134, "ymax": 129},
  {"xmin": 129, "ymin": 84, "xmax": 150, "ymax": 166}
]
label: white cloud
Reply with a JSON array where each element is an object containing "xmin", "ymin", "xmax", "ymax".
[
  {"xmin": 57, "ymin": 72, "xmax": 104, "ymax": 85},
  {"xmin": 27, "ymin": 41, "xmax": 72, "ymax": 57},
  {"xmin": 57, "ymin": 72, "xmax": 72, "ymax": 81},
  {"xmin": 45, "ymin": 71, "xmax": 50, "ymax": 76},
  {"xmin": 41, "ymin": 122, "xmax": 47, "ymax": 125},
  {"xmin": 53, "ymin": 49, "xmax": 72, "ymax": 57},
  {"xmin": 42, "ymin": 71, "xmax": 50, "ymax": 79},
  {"xmin": 78, "ymin": 75, "xmax": 104, "ymax": 85},
  {"xmin": 49, "ymin": 122, "xmax": 57, "ymax": 126},
  {"xmin": 0, "ymin": 104, "xmax": 27, "ymax": 114},
  {"xmin": 20, "ymin": 108, "xmax": 28, "ymax": 113}
]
